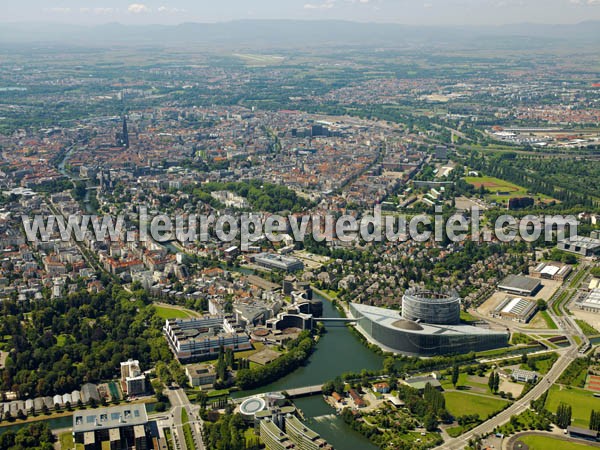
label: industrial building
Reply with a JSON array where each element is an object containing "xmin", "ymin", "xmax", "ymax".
[
  {"xmin": 164, "ymin": 317, "xmax": 252, "ymax": 362},
  {"xmin": 497, "ymin": 275, "xmax": 542, "ymax": 297},
  {"xmin": 73, "ymin": 404, "xmax": 149, "ymax": 450},
  {"xmin": 253, "ymin": 253, "xmax": 304, "ymax": 272},
  {"xmin": 576, "ymin": 289, "xmax": 600, "ymax": 313},
  {"xmin": 558, "ymin": 235, "xmax": 600, "ymax": 257},
  {"xmin": 530, "ymin": 262, "xmax": 572, "ymax": 281},
  {"xmin": 350, "ymin": 301, "xmax": 508, "ymax": 357},
  {"xmin": 492, "ymin": 297, "xmax": 538, "ymax": 323}
]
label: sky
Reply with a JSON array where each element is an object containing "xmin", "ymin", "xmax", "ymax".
[{"xmin": 2, "ymin": 0, "xmax": 600, "ymax": 26}]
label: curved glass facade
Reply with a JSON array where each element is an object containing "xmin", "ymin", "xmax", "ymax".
[
  {"xmin": 350, "ymin": 303, "xmax": 508, "ymax": 357},
  {"xmin": 402, "ymin": 289, "xmax": 461, "ymax": 325}
]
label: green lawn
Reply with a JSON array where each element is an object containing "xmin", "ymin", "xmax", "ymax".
[
  {"xmin": 59, "ymin": 431, "xmax": 74, "ymax": 450},
  {"xmin": 545, "ymin": 385, "xmax": 600, "ymax": 427},
  {"xmin": 539, "ymin": 310, "xmax": 558, "ymax": 330},
  {"xmin": 518, "ymin": 435, "xmax": 598, "ymax": 450},
  {"xmin": 444, "ymin": 391, "xmax": 509, "ymax": 419},
  {"xmin": 575, "ymin": 319, "xmax": 600, "ymax": 337},
  {"xmin": 153, "ymin": 304, "xmax": 194, "ymax": 320},
  {"xmin": 460, "ymin": 310, "xmax": 478, "ymax": 324}
]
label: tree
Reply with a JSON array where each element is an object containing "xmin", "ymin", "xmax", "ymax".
[
  {"xmin": 488, "ymin": 371, "xmax": 495, "ymax": 393},
  {"xmin": 590, "ymin": 410, "xmax": 600, "ymax": 431},
  {"xmin": 383, "ymin": 356, "xmax": 396, "ymax": 376},
  {"xmin": 424, "ymin": 412, "xmax": 438, "ymax": 432},
  {"xmin": 556, "ymin": 402, "xmax": 572, "ymax": 429},
  {"xmin": 452, "ymin": 364, "xmax": 460, "ymax": 388},
  {"xmin": 537, "ymin": 299, "xmax": 548, "ymax": 311}
]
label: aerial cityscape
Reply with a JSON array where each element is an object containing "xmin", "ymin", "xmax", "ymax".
[{"xmin": 0, "ymin": 2, "xmax": 599, "ymax": 450}]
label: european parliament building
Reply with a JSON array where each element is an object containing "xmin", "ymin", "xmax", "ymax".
[{"xmin": 350, "ymin": 289, "xmax": 508, "ymax": 356}]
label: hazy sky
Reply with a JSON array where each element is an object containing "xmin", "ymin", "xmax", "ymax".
[{"xmin": 3, "ymin": 0, "xmax": 600, "ymax": 26}]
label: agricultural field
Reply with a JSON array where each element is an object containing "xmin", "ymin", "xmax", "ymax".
[
  {"xmin": 544, "ymin": 385, "xmax": 600, "ymax": 427},
  {"xmin": 444, "ymin": 391, "xmax": 509, "ymax": 419}
]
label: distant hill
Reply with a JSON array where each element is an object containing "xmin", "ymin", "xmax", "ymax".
[{"xmin": 0, "ymin": 20, "xmax": 598, "ymax": 49}]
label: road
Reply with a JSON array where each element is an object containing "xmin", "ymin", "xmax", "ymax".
[
  {"xmin": 166, "ymin": 387, "xmax": 205, "ymax": 450},
  {"xmin": 436, "ymin": 345, "xmax": 578, "ymax": 450},
  {"xmin": 436, "ymin": 260, "xmax": 595, "ymax": 449}
]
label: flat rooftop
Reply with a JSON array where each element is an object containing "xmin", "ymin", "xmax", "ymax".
[
  {"xmin": 498, "ymin": 275, "xmax": 541, "ymax": 294},
  {"xmin": 580, "ymin": 289, "xmax": 600, "ymax": 309},
  {"xmin": 73, "ymin": 404, "xmax": 148, "ymax": 433}
]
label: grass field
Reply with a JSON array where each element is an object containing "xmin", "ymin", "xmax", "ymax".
[
  {"xmin": 444, "ymin": 391, "xmax": 509, "ymax": 419},
  {"xmin": 464, "ymin": 175, "xmax": 555, "ymax": 203},
  {"xmin": 153, "ymin": 304, "xmax": 195, "ymax": 320},
  {"xmin": 545, "ymin": 385, "xmax": 600, "ymax": 427},
  {"xmin": 518, "ymin": 435, "xmax": 598, "ymax": 450},
  {"xmin": 59, "ymin": 431, "xmax": 74, "ymax": 450},
  {"xmin": 539, "ymin": 310, "xmax": 558, "ymax": 329}
]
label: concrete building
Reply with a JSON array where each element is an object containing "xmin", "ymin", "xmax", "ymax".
[
  {"xmin": 492, "ymin": 297, "xmax": 538, "ymax": 323},
  {"xmin": 73, "ymin": 404, "xmax": 149, "ymax": 450},
  {"xmin": 120, "ymin": 359, "xmax": 147, "ymax": 396},
  {"xmin": 164, "ymin": 317, "xmax": 252, "ymax": 361},
  {"xmin": 497, "ymin": 275, "xmax": 541, "ymax": 297},
  {"xmin": 185, "ymin": 363, "xmax": 217, "ymax": 388}
]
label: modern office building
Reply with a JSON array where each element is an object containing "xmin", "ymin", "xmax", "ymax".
[
  {"xmin": 350, "ymin": 301, "xmax": 508, "ymax": 356},
  {"xmin": 73, "ymin": 404, "xmax": 149, "ymax": 450},
  {"xmin": 164, "ymin": 317, "xmax": 252, "ymax": 362},
  {"xmin": 402, "ymin": 288, "xmax": 461, "ymax": 325},
  {"xmin": 285, "ymin": 414, "xmax": 333, "ymax": 450},
  {"xmin": 260, "ymin": 418, "xmax": 296, "ymax": 450}
]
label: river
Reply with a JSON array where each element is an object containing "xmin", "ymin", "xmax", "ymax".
[
  {"xmin": 233, "ymin": 292, "xmax": 383, "ymax": 449},
  {"xmin": 233, "ymin": 292, "xmax": 383, "ymax": 396}
]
